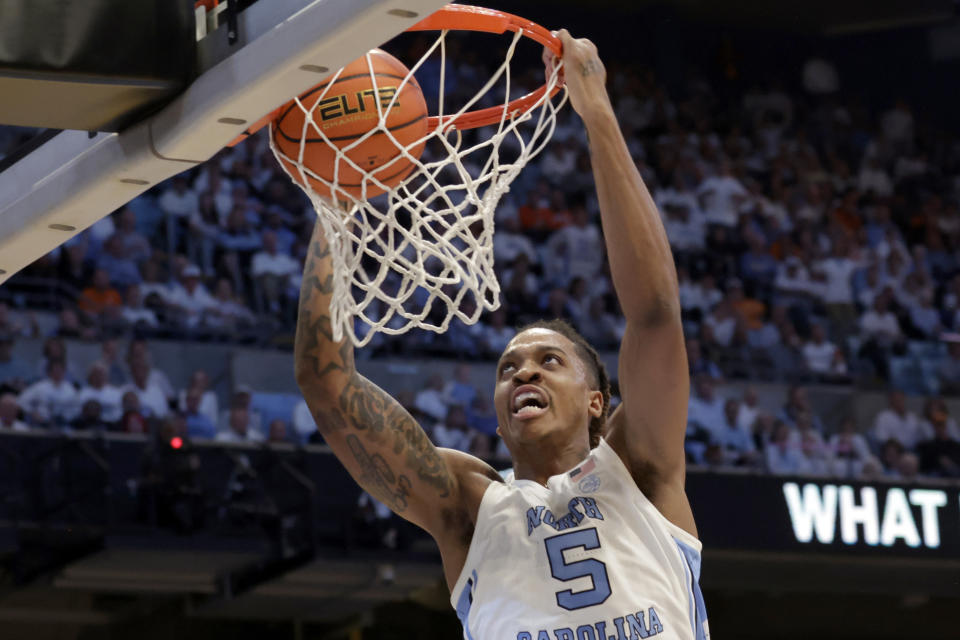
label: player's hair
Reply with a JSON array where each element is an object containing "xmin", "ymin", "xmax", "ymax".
[{"xmin": 517, "ymin": 318, "xmax": 611, "ymax": 448}]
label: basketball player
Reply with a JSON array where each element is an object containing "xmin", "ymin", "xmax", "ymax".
[{"xmin": 294, "ymin": 30, "xmax": 708, "ymax": 640}]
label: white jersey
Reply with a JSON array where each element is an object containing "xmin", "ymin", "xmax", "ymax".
[{"xmin": 450, "ymin": 438, "xmax": 708, "ymax": 640}]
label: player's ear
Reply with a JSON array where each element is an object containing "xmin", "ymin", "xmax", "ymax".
[
  {"xmin": 495, "ymin": 425, "xmax": 502, "ymax": 437},
  {"xmin": 587, "ymin": 389, "xmax": 603, "ymax": 418}
]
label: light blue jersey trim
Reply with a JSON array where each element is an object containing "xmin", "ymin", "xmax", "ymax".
[
  {"xmin": 455, "ymin": 569, "xmax": 478, "ymax": 640},
  {"xmin": 674, "ymin": 538, "xmax": 709, "ymax": 640}
]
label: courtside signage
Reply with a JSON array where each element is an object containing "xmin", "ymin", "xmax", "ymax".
[
  {"xmin": 685, "ymin": 473, "xmax": 960, "ymax": 557},
  {"xmin": 783, "ymin": 483, "xmax": 952, "ymax": 549}
]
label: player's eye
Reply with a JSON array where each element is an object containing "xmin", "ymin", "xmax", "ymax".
[
  {"xmin": 499, "ymin": 362, "xmax": 515, "ymax": 376},
  {"xmin": 543, "ymin": 354, "xmax": 561, "ymax": 365}
]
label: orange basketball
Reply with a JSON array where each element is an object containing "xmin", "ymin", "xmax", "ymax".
[{"xmin": 272, "ymin": 49, "xmax": 428, "ymax": 201}]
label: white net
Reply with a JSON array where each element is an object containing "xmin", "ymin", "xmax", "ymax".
[{"xmin": 271, "ymin": 26, "xmax": 567, "ymax": 347}]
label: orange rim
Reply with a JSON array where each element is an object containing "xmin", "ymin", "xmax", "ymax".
[
  {"xmin": 407, "ymin": 3, "xmax": 563, "ymax": 131},
  {"xmin": 226, "ymin": 3, "xmax": 562, "ymax": 147}
]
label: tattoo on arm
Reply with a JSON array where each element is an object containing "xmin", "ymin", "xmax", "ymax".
[
  {"xmin": 345, "ymin": 434, "xmax": 413, "ymax": 512},
  {"xmin": 339, "ymin": 374, "xmax": 453, "ymax": 498},
  {"xmin": 579, "ymin": 59, "xmax": 603, "ymax": 77},
  {"xmin": 297, "ymin": 221, "xmax": 454, "ymax": 515}
]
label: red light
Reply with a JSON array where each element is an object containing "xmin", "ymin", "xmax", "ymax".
[{"xmin": 170, "ymin": 436, "xmax": 183, "ymax": 449}]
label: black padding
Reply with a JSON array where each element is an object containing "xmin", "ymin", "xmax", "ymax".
[{"xmin": 0, "ymin": 0, "xmax": 197, "ymax": 131}]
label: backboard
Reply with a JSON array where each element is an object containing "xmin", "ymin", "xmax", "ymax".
[{"xmin": 0, "ymin": 0, "xmax": 448, "ymax": 284}]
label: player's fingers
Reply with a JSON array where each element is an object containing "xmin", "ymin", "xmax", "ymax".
[{"xmin": 554, "ymin": 29, "xmax": 576, "ymax": 57}]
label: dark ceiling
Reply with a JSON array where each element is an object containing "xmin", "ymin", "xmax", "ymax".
[{"xmin": 519, "ymin": 0, "xmax": 956, "ymax": 34}]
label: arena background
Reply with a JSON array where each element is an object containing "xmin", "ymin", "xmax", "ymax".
[{"xmin": 1, "ymin": 0, "xmax": 960, "ymax": 638}]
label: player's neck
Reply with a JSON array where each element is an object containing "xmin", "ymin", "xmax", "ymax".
[{"xmin": 512, "ymin": 439, "xmax": 590, "ymax": 486}]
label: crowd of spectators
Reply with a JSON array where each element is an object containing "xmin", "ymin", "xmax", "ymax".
[{"xmin": 2, "ymin": 40, "xmax": 960, "ymax": 482}]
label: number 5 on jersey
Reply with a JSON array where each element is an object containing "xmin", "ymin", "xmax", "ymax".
[{"xmin": 544, "ymin": 528, "xmax": 612, "ymax": 610}]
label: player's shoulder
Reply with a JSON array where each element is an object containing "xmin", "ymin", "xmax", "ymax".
[
  {"xmin": 431, "ymin": 449, "xmax": 502, "ymax": 552},
  {"xmin": 438, "ymin": 448, "xmax": 503, "ymax": 500}
]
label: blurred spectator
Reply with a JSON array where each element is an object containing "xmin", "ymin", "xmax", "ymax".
[
  {"xmin": 480, "ymin": 308, "xmax": 516, "ymax": 357},
  {"xmin": 686, "ymin": 338, "xmax": 722, "ymax": 380},
  {"xmin": 97, "ymin": 234, "xmax": 142, "ymax": 289},
  {"xmin": 736, "ymin": 387, "xmax": 761, "ymax": 433},
  {"xmin": 878, "ymin": 438, "xmax": 906, "ymax": 477},
  {"xmin": 218, "ymin": 207, "xmax": 263, "ymax": 294},
  {"xmin": 793, "ymin": 411, "xmax": 832, "ymax": 475},
  {"xmin": 120, "ymin": 284, "xmax": 159, "ymax": 329},
  {"xmin": 183, "ymin": 387, "xmax": 217, "ymax": 440},
  {"xmin": 443, "ymin": 364, "xmax": 477, "ymax": 408},
  {"xmin": 138, "ymin": 259, "xmax": 176, "ymax": 309},
  {"xmin": 687, "ymin": 375, "xmax": 725, "ymax": 435},
  {"xmin": 778, "ymin": 385, "xmax": 824, "ymax": 433},
  {"xmin": 679, "ymin": 273, "xmax": 724, "ymax": 320},
  {"xmin": 710, "ymin": 398, "xmax": 759, "ymax": 467},
  {"xmin": 703, "ymin": 298, "xmax": 739, "ymax": 348},
  {"xmin": 158, "ymin": 175, "xmax": 198, "ymax": 253},
  {"xmin": 871, "ymin": 390, "xmax": 922, "ymax": 449},
  {"xmin": 907, "ymin": 291, "xmax": 941, "ymax": 339},
  {"xmin": 38, "ymin": 337, "xmax": 75, "ymax": 382},
  {"xmin": 292, "ymin": 398, "xmax": 315, "ymax": 442},
  {"xmin": 466, "ymin": 393, "xmax": 498, "ymax": 436},
  {"xmin": 251, "ymin": 231, "xmax": 299, "ymax": 313},
  {"xmin": 0, "ymin": 393, "xmax": 28, "ymax": 431},
  {"xmin": 896, "ymin": 452, "xmax": 921, "ymax": 482},
  {"xmin": 661, "ymin": 202, "xmax": 706, "ymax": 254},
  {"xmin": 579, "ymin": 298, "xmax": 620, "ymax": 351},
  {"xmin": 773, "ymin": 257, "xmax": 816, "ymax": 307},
  {"xmin": 77, "ymin": 363, "xmax": 123, "ymax": 423},
  {"xmin": 71, "ymin": 400, "xmax": 109, "ymax": 431},
  {"xmin": 543, "ymin": 202, "xmax": 604, "ymax": 286},
  {"xmin": 215, "ymin": 406, "xmax": 262, "ymax": 443},
  {"xmin": 916, "ymin": 411, "xmax": 960, "ymax": 478},
  {"xmin": 501, "ymin": 254, "xmax": 540, "ymax": 313},
  {"xmin": 813, "ymin": 238, "xmax": 860, "ymax": 337},
  {"xmin": 937, "ymin": 342, "xmax": 960, "ymax": 395},
  {"xmin": 738, "ymin": 234, "xmax": 778, "ymax": 294},
  {"xmin": 493, "ymin": 215, "xmax": 539, "ymax": 267},
  {"xmin": 828, "ymin": 416, "xmax": 875, "ymax": 478},
  {"xmin": 125, "ymin": 360, "xmax": 170, "ymax": 419},
  {"xmin": 119, "ymin": 391, "xmax": 148, "ymax": 434},
  {"xmin": 765, "ymin": 420, "xmax": 809, "ymax": 475},
  {"xmin": 127, "ymin": 339, "xmax": 175, "ymax": 401},
  {"xmin": 267, "ymin": 419, "xmax": 290, "ymax": 443},
  {"xmin": 177, "ymin": 369, "xmax": 219, "ymax": 427},
  {"xmin": 186, "ymin": 192, "xmax": 221, "ymax": 275},
  {"xmin": 518, "ymin": 187, "xmax": 564, "ymax": 238},
  {"xmin": 166, "ymin": 264, "xmax": 216, "ymax": 327},
  {"xmin": 95, "ymin": 338, "xmax": 128, "ymax": 387},
  {"xmin": 205, "ymin": 279, "xmax": 256, "ymax": 329},
  {"xmin": 0, "ymin": 334, "xmax": 32, "ymax": 393},
  {"xmin": 857, "ymin": 289, "xmax": 903, "ymax": 380},
  {"xmin": 918, "ymin": 396, "xmax": 960, "ymax": 441},
  {"xmin": 59, "ymin": 243, "xmax": 94, "ymax": 294},
  {"xmin": 78, "ymin": 268, "xmax": 123, "ymax": 321},
  {"xmin": 431, "ymin": 405, "xmax": 476, "ymax": 452},
  {"xmin": 19, "ymin": 359, "xmax": 77, "ymax": 427},
  {"xmin": 726, "ymin": 279, "xmax": 765, "ymax": 330},
  {"xmin": 111, "ymin": 207, "xmax": 152, "ymax": 264},
  {"xmin": 56, "ymin": 308, "xmax": 98, "ymax": 340},
  {"xmin": 802, "ymin": 324, "xmax": 847, "ymax": 379},
  {"xmin": 0, "ymin": 303, "xmax": 36, "ymax": 339},
  {"xmin": 696, "ymin": 160, "xmax": 747, "ymax": 227},
  {"xmin": 414, "ymin": 374, "xmax": 448, "ymax": 421},
  {"xmin": 220, "ymin": 387, "xmax": 262, "ymax": 436}
]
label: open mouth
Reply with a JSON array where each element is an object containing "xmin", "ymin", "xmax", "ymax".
[{"xmin": 512, "ymin": 386, "xmax": 549, "ymax": 419}]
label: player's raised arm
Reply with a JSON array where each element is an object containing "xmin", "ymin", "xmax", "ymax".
[
  {"xmin": 294, "ymin": 220, "xmax": 495, "ymax": 539},
  {"xmin": 555, "ymin": 31, "xmax": 695, "ymax": 535}
]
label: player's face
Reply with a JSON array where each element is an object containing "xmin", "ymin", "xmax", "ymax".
[{"xmin": 494, "ymin": 328, "xmax": 603, "ymax": 451}]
